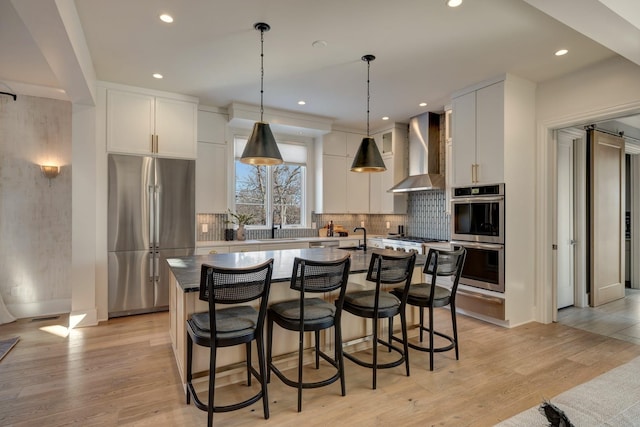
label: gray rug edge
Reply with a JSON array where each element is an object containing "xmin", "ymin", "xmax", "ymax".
[
  {"xmin": 0, "ymin": 336, "xmax": 20, "ymax": 362},
  {"xmin": 495, "ymin": 355, "xmax": 640, "ymax": 426}
]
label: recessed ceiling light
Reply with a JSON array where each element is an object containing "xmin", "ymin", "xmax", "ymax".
[
  {"xmin": 382, "ymin": 116, "xmax": 389, "ymax": 121},
  {"xmin": 312, "ymin": 40, "xmax": 328, "ymax": 48},
  {"xmin": 153, "ymin": 73, "xmax": 163, "ymax": 79},
  {"xmin": 446, "ymin": 0, "xmax": 463, "ymax": 7},
  {"xmin": 159, "ymin": 14, "xmax": 174, "ymax": 23},
  {"xmin": 298, "ymin": 100, "xmax": 306, "ymax": 105},
  {"xmin": 555, "ymin": 49, "xmax": 568, "ymax": 56},
  {"xmin": 419, "ymin": 102, "xmax": 428, "ymax": 107}
]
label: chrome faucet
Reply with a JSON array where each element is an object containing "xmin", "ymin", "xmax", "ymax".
[
  {"xmin": 271, "ymin": 210, "xmax": 281, "ymax": 239},
  {"xmin": 353, "ymin": 227, "xmax": 367, "ymax": 251}
]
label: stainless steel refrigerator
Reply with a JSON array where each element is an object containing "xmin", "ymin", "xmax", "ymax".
[{"xmin": 108, "ymin": 154, "xmax": 195, "ymax": 317}]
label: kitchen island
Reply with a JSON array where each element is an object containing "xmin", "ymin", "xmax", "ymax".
[{"xmin": 168, "ymin": 247, "xmax": 426, "ymax": 387}]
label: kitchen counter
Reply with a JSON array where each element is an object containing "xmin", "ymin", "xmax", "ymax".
[
  {"xmin": 167, "ymin": 247, "xmax": 426, "ymax": 387},
  {"xmin": 196, "ymin": 235, "xmax": 386, "ymax": 247},
  {"xmin": 169, "ymin": 247, "xmax": 425, "ymax": 292}
]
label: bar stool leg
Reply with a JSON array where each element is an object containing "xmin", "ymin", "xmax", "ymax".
[
  {"xmin": 246, "ymin": 342, "xmax": 252, "ymax": 386},
  {"xmin": 266, "ymin": 316, "xmax": 273, "ymax": 383},
  {"xmin": 372, "ymin": 318, "xmax": 378, "ymax": 390},
  {"xmin": 315, "ymin": 330, "xmax": 321, "ymax": 369},
  {"xmin": 400, "ymin": 310, "xmax": 410, "ymax": 377},
  {"xmin": 207, "ymin": 345, "xmax": 216, "ymax": 427},
  {"xmin": 451, "ymin": 303, "xmax": 459, "ymax": 360},
  {"xmin": 297, "ymin": 328, "xmax": 304, "ymax": 412},
  {"xmin": 186, "ymin": 334, "xmax": 193, "ymax": 404},
  {"xmin": 255, "ymin": 332, "xmax": 270, "ymax": 419},
  {"xmin": 428, "ymin": 305, "xmax": 435, "ymax": 371}
]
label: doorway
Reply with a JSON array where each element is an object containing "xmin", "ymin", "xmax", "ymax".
[
  {"xmin": 556, "ymin": 128, "xmax": 588, "ymax": 312},
  {"xmin": 555, "ymin": 121, "xmax": 640, "ymax": 319}
]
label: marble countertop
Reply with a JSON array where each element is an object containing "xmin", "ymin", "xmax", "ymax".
[
  {"xmin": 168, "ymin": 247, "xmax": 426, "ymax": 292},
  {"xmin": 196, "ymin": 235, "xmax": 387, "ymax": 247}
]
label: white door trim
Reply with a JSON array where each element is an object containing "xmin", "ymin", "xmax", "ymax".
[{"xmin": 536, "ymin": 102, "xmax": 640, "ymax": 324}]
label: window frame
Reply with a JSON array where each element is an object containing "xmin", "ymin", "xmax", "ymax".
[{"xmin": 233, "ymin": 137, "xmax": 308, "ymax": 229}]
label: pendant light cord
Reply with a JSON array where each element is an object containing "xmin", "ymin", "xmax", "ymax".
[
  {"xmin": 260, "ymin": 26, "xmax": 265, "ymax": 123},
  {"xmin": 366, "ymin": 58, "xmax": 370, "ymax": 137}
]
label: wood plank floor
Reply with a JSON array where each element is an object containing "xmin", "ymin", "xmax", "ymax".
[{"xmin": 1, "ymin": 309, "xmax": 639, "ymax": 426}]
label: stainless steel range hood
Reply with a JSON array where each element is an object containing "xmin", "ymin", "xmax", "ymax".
[{"xmin": 389, "ymin": 112, "xmax": 444, "ymax": 192}]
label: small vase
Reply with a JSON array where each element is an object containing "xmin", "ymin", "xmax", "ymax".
[{"xmin": 236, "ymin": 225, "xmax": 246, "ymax": 241}]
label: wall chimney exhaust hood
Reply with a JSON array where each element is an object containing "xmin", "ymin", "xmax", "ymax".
[{"xmin": 389, "ymin": 112, "xmax": 444, "ymax": 192}]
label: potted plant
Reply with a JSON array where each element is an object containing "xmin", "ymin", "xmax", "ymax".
[{"xmin": 227, "ymin": 209, "xmax": 255, "ymax": 241}]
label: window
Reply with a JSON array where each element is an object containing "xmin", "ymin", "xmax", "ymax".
[{"xmin": 234, "ymin": 138, "xmax": 307, "ymax": 227}]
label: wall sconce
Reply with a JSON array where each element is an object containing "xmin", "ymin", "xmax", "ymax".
[{"xmin": 41, "ymin": 165, "xmax": 60, "ymax": 183}]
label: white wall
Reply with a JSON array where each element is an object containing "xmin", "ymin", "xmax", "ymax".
[
  {"xmin": 535, "ymin": 56, "xmax": 640, "ymax": 323},
  {"xmin": 0, "ymin": 95, "xmax": 72, "ymax": 318}
]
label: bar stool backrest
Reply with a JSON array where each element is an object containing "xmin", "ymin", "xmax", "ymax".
[
  {"xmin": 423, "ymin": 246, "xmax": 467, "ymax": 297},
  {"xmin": 290, "ymin": 255, "xmax": 351, "ymax": 294},
  {"xmin": 199, "ymin": 259, "xmax": 274, "ymax": 305}
]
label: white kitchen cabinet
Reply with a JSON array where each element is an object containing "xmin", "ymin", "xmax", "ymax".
[
  {"xmin": 197, "ymin": 110, "xmax": 227, "ymax": 143},
  {"xmin": 195, "ymin": 108, "xmax": 228, "ymax": 214},
  {"xmin": 368, "ymin": 124, "xmax": 407, "ymax": 214},
  {"xmin": 106, "ymin": 88, "xmax": 197, "ymax": 159},
  {"xmin": 323, "ymin": 131, "xmax": 347, "ymax": 156},
  {"xmin": 451, "ymin": 81, "xmax": 504, "ymax": 186},
  {"xmin": 320, "ymin": 130, "xmax": 371, "ymax": 214},
  {"xmin": 346, "ymin": 132, "xmax": 365, "ymax": 158},
  {"xmin": 196, "ymin": 142, "xmax": 227, "ymax": 213},
  {"xmin": 321, "ymin": 154, "xmax": 348, "ymax": 213},
  {"xmin": 347, "ymin": 165, "xmax": 370, "ymax": 213}
]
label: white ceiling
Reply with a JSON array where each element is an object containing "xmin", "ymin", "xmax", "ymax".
[{"xmin": 1, "ymin": 0, "xmax": 639, "ymax": 133}]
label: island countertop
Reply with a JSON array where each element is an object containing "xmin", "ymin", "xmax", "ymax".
[{"xmin": 167, "ymin": 247, "xmax": 426, "ymax": 292}]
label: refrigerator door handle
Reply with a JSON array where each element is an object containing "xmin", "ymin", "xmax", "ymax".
[
  {"xmin": 155, "ymin": 185, "xmax": 161, "ymax": 249},
  {"xmin": 148, "ymin": 253, "xmax": 154, "ymax": 283},
  {"xmin": 148, "ymin": 185, "xmax": 155, "ymax": 249},
  {"xmin": 154, "ymin": 253, "xmax": 160, "ymax": 281}
]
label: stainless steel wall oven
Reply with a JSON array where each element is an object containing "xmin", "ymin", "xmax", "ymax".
[{"xmin": 451, "ymin": 183, "xmax": 505, "ymax": 293}]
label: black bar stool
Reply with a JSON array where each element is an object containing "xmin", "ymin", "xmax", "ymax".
[
  {"xmin": 185, "ymin": 258, "xmax": 274, "ymax": 427},
  {"xmin": 342, "ymin": 251, "xmax": 416, "ymax": 389},
  {"xmin": 392, "ymin": 246, "xmax": 466, "ymax": 371},
  {"xmin": 267, "ymin": 254, "xmax": 351, "ymax": 412}
]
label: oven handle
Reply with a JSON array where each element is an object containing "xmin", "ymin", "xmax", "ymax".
[
  {"xmin": 451, "ymin": 240, "xmax": 504, "ymax": 250},
  {"xmin": 451, "ymin": 196, "xmax": 504, "ymax": 203}
]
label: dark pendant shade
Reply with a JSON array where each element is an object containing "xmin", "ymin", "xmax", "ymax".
[
  {"xmin": 350, "ymin": 137, "xmax": 386, "ymax": 172},
  {"xmin": 240, "ymin": 122, "xmax": 283, "ymax": 165}
]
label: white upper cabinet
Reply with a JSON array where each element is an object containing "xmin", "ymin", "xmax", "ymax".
[
  {"xmin": 197, "ymin": 110, "xmax": 227, "ymax": 144},
  {"xmin": 451, "ymin": 81, "xmax": 504, "ymax": 186},
  {"xmin": 196, "ymin": 142, "xmax": 227, "ymax": 213},
  {"xmin": 322, "ymin": 131, "xmax": 347, "ymax": 156},
  {"xmin": 106, "ymin": 87, "xmax": 197, "ymax": 159},
  {"xmin": 319, "ymin": 130, "xmax": 370, "ymax": 213},
  {"xmin": 321, "ymin": 154, "xmax": 348, "ymax": 213},
  {"xmin": 368, "ymin": 125, "xmax": 407, "ymax": 214},
  {"xmin": 195, "ymin": 109, "xmax": 228, "ymax": 213}
]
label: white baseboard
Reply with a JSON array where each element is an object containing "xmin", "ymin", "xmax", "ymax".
[{"xmin": 6, "ymin": 298, "xmax": 71, "ymax": 320}]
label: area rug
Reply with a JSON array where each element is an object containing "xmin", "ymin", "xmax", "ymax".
[
  {"xmin": 496, "ymin": 356, "xmax": 640, "ymax": 426},
  {"xmin": 0, "ymin": 336, "xmax": 19, "ymax": 362}
]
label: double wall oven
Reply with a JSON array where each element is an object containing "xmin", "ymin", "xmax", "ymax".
[{"xmin": 451, "ymin": 183, "xmax": 505, "ymax": 293}]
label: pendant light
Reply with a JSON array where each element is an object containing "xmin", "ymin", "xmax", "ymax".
[
  {"xmin": 240, "ymin": 22, "xmax": 283, "ymax": 165},
  {"xmin": 351, "ymin": 54, "xmax": 386, "ymax": 173}
]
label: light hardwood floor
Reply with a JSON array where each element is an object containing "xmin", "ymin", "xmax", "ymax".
[{"xmin": 1, "ymin": 307, "xmax": 639, "ymax": 426}]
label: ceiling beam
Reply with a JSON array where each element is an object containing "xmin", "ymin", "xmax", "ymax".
[{"xmin": 11, "ymin": 0, "xmax": 96, "ymax": 105}]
